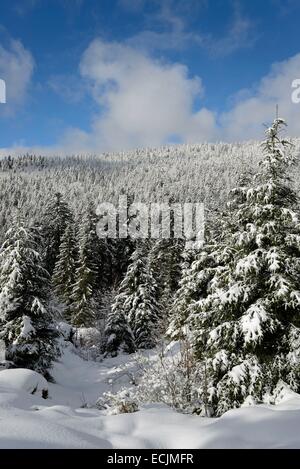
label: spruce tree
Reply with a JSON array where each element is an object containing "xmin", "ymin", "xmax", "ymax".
[
  {"xmin": 167, "ymin": 246, "xmax": 218, "ymax": 340},
  {"xmin": 110, "ymin": 193, "xmax": 136, "ymax": 285},
  {"xmin": 0, "ymin": 221, "xmax": 59, "ymax": 376},
  {"xmin": 113, "ymin": 244, "xmax": 161, "ymax": 349},
  {"xmin": 69, "ymin": 218, "xmax": 98, "ymax": 327},
  {"xmin": 79, "ymin": 209, "xmax": 98, "ymax": 287},
  {"xmin": 42, "ymin": 192, "xmax": 74, "ymax": 275},
  {"xmin": 103, "ymin": 289, "xmax": 136, "ymax": 357},
  {"xmin": 168, "ymin": 211, "xmax": 235, "ymax": 340},
  {"xmin": 191, "ymin": 118, "xmax": 300, "ymax": 415},
  {"xmin": 87, "ymin": 203, "xmax": 113, "ymax": 291},
  {"xmin": 149, "ymin": 239, "xmax": 184, "ymax": 299},
  {"xmin": 52, "ymin": 223, "xmax": 78, "ymax": 314},
  {"xmin": 149, "ymin": 238, "xmax": 184, "ymax": 331}
]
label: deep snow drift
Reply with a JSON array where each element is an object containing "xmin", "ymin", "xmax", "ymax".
[{"xmin": 0, "ymin": 344, "xmax": 300, "ymax": 449}]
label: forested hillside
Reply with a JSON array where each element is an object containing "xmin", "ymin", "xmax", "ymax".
[{"xmin": 2, "ymin": 139, "xmax": 299, "ymax": 240}]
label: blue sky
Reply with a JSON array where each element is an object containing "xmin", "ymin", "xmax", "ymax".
[{"xmin": 0, "ymin": 0, "xmax": 300, "ymax": 153}]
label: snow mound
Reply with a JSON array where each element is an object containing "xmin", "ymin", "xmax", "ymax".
[{"xmin": 0, "ymin": 369, "xmax": 48, "ymax": 398}]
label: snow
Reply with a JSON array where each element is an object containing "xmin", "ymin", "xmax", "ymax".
[
  {"xmin": 0, "ymin": 368, "xmax": 48, "ymax": 397},
  {"xmin": 236, "ymin": 253, "xmax": 260, "ymax": 275},
  {"xmin": 57, "ymin": 321, "xmax": 73, "ymax": 340},
  {"xmin": 18, "ymin": 316, "xmax": 36, "ymax": 340},
  {"xmin": 1, "ymin": 344, "xmax": 300, "ymax": 448},
  {"xmin": 240, "ymin": 302, "xmax": 268, "ymax": 344}
]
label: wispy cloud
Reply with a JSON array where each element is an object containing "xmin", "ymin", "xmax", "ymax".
[
  {"xmin": 271, "ymin": 0, "xmax": 300, "ymax": 16},
  {"xmin": 204, "ymin": 2, "xmax": 258, "ymax": 57},
  {"xmin": 14, "ymin": 0, "xmax": 40, "ymax": 16},
  {"xmin": 126, "ymin": 29, "xmax": 203, "ymax": 53},
  {"xmin": 48, "ymin": 74, "xmax": 86, "ymax": 104},
  {"xmin": 118, "ymin": 0, "xmax": 146, "ymax": 12},
  {"xmin": 14, "ymin": 0, "xmax": 84, "ymax": 16},
  {"xmin": 124, "ymin": 0, "xmax": 257, "ymax": 58}
]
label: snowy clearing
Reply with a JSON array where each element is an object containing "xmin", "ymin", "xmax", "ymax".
[{"xmin": 0, "ymin": 344, "xmax": 300, "ymax": 449}]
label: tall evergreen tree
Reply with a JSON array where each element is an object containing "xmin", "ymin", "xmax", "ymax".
[
  {"xmin": 86, "ymin": 203, "xmax": 113, "ymax": 291},
  {"xmin": 110, "ymin": 193, "xmax": 136, "ymax": 285},
  {"xmin": 78, "ymin": 208, "xmax": 99, "ymax": 289},
  {"xmin": 168, "ymin": 209, "xmax": 235, "ymax": 340},
  {"xmin": 42, "ymin": 192, "xmax": 74, "ymax": 275},
  {"xmin": 52, "ymin": 222, "xmax": 78, "ymax": 314},
  {"xmin": 191, "ymin": 119, "xmax": 300, "ymax": 415},
  {"xmin": 0, "ymin": 221, "xmax": 59, "ymax": 376},
  {"xmin": 167, "ymin": 246, "xmax": 218, "ymax": 340},
  {"xmin": 149, "ymin": 239, "xmax": 184, "ymax": 298},
  {"xmin": 103, "ymin": 289, "xmax": 136, "ymax": 357},
  {"xmin": 113, "ymin": 245, "xmax": 161, "ymax": 349},
  {"xmin": 69, "ymin": 217, "xmax": 98, "ymax": 327},
  {"xmin": 149, "ymin": 238, "xmax": 184, "ymax": 327}
]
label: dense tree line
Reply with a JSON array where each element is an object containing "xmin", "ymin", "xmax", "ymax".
[{"xmin": 1, "ymin": 139, "xmax": 300, "ymax": 244}]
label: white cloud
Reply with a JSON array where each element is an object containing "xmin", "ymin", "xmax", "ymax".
[
  {"xmin": 220, "ymin": 53, "xmax": 300, "ymax": 141},
  {"xmin": 0, "ymin": 39, "xmax": 34, "ymax": 115},
  {"xmin": 60, "ymin": 44, "xmax": 300, "ymax": 152},
  {"xmin": 60, "ymin": 39, "xmax": 216, "ymax": 152}
]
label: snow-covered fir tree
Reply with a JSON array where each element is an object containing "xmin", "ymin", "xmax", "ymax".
[
  {"xmin": 0, "ymin": 220, "xmax": 60, "ymax": 376},
  {"xmin": 112, "ymin": 244, "xmax": 161, "ymax": 349},
  {"xmin": 52, "ymin": 222, "xmax": 78, "ymax": 315},
  {"xmin": 149, "ymin": 238, "xmax": 184, "ymax": 324},
  {"xmin": 168, "ymin": 209, "xmax": 235, "ymax": 340},
  {"xmin": 42, "ymin": 192, "xmax": 74, "ymax": 275},
  {"xmin": 103, "ymin": 289, "xmax": 136, "ymax": 357},
  {"xmin": 191, "ymin": 119, "xmax": 300, "ymax": 416},
  {"xmin": 150, "ymin": 239, "xmax": 184, "ymax": 296},
  {"xmin": 167, "ymin": 246, "xmax": 218, "ymax": 340},
  {"xmin": 110, "ymin": 193, "xmax": 136, "ymax": 285},
  {"xmin": 81, "ymin": 203, "xmax": 114, "ymax": 292},
  {"xmin": 78, "ymin": 207, "xmax": 100, "ymax": 290},
  {"xmin": 69, "ymin": 218, "xmax": 98, "ymax": 327}
]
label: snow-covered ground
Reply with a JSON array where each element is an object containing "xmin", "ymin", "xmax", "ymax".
[{"xmin": 1, "ymin": 344, "xmax": 300, "ymax": 449}]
